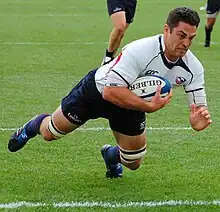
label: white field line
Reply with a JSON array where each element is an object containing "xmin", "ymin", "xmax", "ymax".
[
  {"xmin": 0, "ymin": 126, "xmax": 192, "ymax": 132},
  {"xmin": 1, "ymin": 200, "xmax": 220, "ymax": 209},
  {"xmin": 1, "ymin": 41, "xmax": 220, "ymax": 45},
  {"xmin": 2, "ymin": 42, "xmax": 96, "ymax": 45},
  {"xmin": 197, "ymin": 42, "xmax": 220, "ymax": 45},
  {"xmin": 0, "ymin": 14, "xmax": 90, "ymax": 17}
]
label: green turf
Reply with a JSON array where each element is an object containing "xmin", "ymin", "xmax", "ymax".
[{"xmin": 0, "ymin": 0, "xmax": 220, "ymax": 211}]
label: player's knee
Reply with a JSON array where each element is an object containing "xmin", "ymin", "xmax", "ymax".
[
  {"xmin": 119, "ymin": 144, "xmax": 147, "ymax": 170},
  {"xmin": 207, "ymin": 18, "xmax": 216, "ymax": 26},
  {"xmin": 40, "ymin": 116, "xmax": 66, "ymax": 141},
  {"xmin": 115, "ymin": 23, "xmax": 126, "ymax": 34},
  {"xmin": 41, "ymin": 129, "xmax": 54, "ymax": 141},
  {"xmin": 128, "ymin": 160, "xmax": 141, "ymax": 170}
]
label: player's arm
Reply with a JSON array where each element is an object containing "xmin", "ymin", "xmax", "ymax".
[
  {"xmin": 185, "ymin": 66, "xmax": 212, "ymax": 131},
  {"xmin": 102, "ymin": 42, "xmax": 172, "ymax": 112},
  {"xmin": 103, "ymin": 85, "xmax": 172, "ymax": 113},
  {"xmin": 187, "ymin": 88, "xmax": 212, "ymax": 131}
]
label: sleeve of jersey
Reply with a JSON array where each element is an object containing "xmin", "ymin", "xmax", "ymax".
[
  {"xmin": 184, "ymin": 66, "xmax": 207, "ymax": 107},
  {"xmin": 105, "ymin": 48, "xmax": 142, "ymax": 87}
]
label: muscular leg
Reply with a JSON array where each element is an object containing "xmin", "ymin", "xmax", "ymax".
[
  {"xmin": 102, "ymin": 130, "xmax": 147, "ymax": 173},
  {"xmin": 205, "ymin": 17, "xmax": 216, "ymax": 47},
  {"xmin": 39, "ymin": 106, "xmax": 80, "ymax": 141},
  {"xmin": 112, "ymin": 130, "xmax": 147, "ymax": 170},
  {"xmin": 108, "ymin": 12, "xmax": 129, "ymax": 53},
  {"xmin": 204, "ymin": 7, "xmax": 219, "ymax": 47},
  {"xmin": 102, "ymin": 12, "xmax": 129, "ymax": 65},
  {"xmin": 8, "ymin": 106, "xmax": 80, "ymax": 152}
]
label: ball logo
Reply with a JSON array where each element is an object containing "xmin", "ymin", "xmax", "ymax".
[
  {"xmin": 129, "ymin": 79, "xmax": 162, "ymax": 94},
  {"xmin": 130, "ymin": 75, "xmax": 170, "ymax": 101}
]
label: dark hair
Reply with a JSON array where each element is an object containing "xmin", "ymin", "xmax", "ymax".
[{"xmin": 166, "ymin": 7, "xmax": 200, "ymax": 31}]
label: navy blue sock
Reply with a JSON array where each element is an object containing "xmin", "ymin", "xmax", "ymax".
[
  {"xmin": 25, "ymin": 114, "xmax": 50, "ymax": 138},
  {"xmin": 106, "ymin": 146, "xmax": 121, "ymax": 164},
  {"xmin": 205, "ymin": 26, "xmax": 213, "ymax": 41},
  {"xmin": 105, "ymin": 49, "xmax": 114, "ymax": 58}
]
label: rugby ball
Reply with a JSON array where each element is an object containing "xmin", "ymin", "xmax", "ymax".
[{"xmin": 129, "ymin": 75, "xmax": 171, "ymax": 101}]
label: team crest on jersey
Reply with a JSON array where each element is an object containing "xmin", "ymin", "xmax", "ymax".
[{"xmin": 175, "ymin": 76, "xmax": 186, "ymax": 85}]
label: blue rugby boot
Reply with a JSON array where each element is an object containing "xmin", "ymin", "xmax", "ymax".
[
  {"xmin": 8, "ymin": 114, "xmax": 50, "ymax": 152},
  {"xmin": 8, "ymin": 124, "xmax": 31, "ymax": 152},
  {"xmin": 101, "ymin": 144, "xmax": 123, "ymax": 178}
]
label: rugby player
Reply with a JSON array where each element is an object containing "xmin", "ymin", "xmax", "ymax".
[{"xmin": 8, "ymin": 7, "xmax": 211, "ymax": 179}]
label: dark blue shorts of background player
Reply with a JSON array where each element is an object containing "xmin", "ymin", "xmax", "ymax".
[{"xmin": 107, "ymin": 0, "xmax": 137, "ymax": 24}]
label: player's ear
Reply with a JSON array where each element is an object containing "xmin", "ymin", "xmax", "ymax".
[{"xmin": 164, "ymin": 24, "xmax": 169, "ymax": 35}]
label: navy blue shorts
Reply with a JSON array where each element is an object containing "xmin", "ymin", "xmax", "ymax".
[
  {"xmin": 107, "ymin": 0, "xmax": 137, "ymax": 23},
  {"xmin": 61, "ymin": 69, "xmax": 145, "ymax": 136},
  {"xmin": 206, "ymin": 0, "xmax": 220, "ymax": 14}
]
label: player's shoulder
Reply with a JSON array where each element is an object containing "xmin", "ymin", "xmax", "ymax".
[
  {"xmin": 182, "ymin": 49, "xmax": 204, "ymax": 73},
  {"xmin": 122, "ymin": 34, "xmax": 161, "ymax": 56},
  {"xmin": 125, "ymin": 34, "xmax": 159, "ymax": 48}
]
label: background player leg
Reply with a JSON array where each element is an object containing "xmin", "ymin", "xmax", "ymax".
[
  {"xmin": 102, "ymin": 12, "xmax": 129, "ymax": 65},
  {"xmin": 204, "ymin": 0, "xmax": 220, "ymax": 47},
  {"xmin": 204, "ymin": 17, "xmax": 216, "ymax": 47}
]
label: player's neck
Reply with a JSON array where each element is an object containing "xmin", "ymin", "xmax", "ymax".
[
  {"xmin": 164, "ymin": 51, "xmax": 179, "ymax": 63},
  {"xmin": 164, "ymin": 54, "xmax": 179, "ymax": 63}
]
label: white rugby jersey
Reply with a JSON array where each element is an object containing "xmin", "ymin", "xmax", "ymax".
[{"xmin": 95, "ymin": 34, "xmax": 207, "ymax": 107}]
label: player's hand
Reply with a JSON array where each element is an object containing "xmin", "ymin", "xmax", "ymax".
[
  {"xmin": 148, "ymin": 86, "xmax": 172, "ymax": 112},
  {"xmin": 189, "ymin": 104, "xmax": 212, "ymax": 131}
]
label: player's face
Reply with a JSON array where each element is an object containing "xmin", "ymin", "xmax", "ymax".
[{"xmin": 164, "ymin": 22, "xmax": 197, "ymax": 60}]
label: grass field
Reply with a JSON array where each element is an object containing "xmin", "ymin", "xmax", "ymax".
[{"xmin": 1, "ymin": 0, "xmax": 220, "ymax": 211}]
